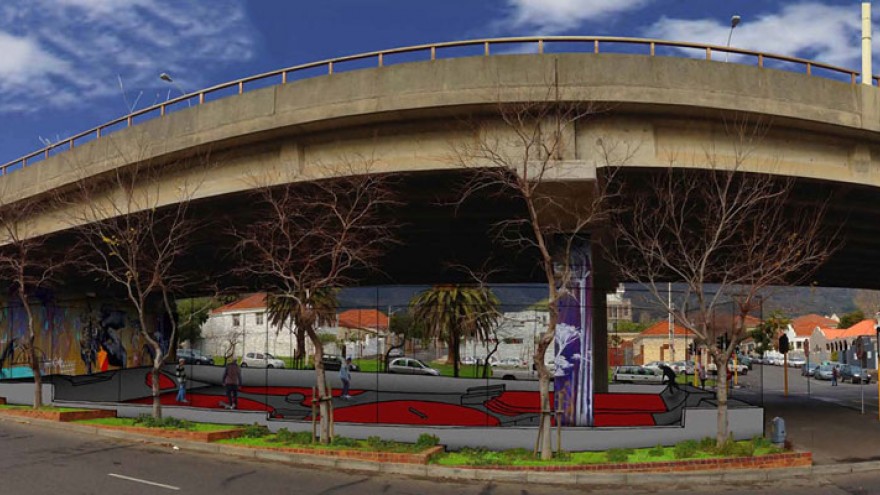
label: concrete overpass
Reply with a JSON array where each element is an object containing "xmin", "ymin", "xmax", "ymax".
[{"xmin": 4, "ymin": 37, "xmax": 880, "ymax": 289}]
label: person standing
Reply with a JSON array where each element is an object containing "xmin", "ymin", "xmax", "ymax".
[
  {"xmin": 175, "ymin": 358, "xmax": 188, "ymax": 403},
  {"xmin": 832, "ymin": 365, "xmax": 838, "ymax": 386},
  {"xmin": 339, "ymin": 357, "xmax": 352, "ymax": 400},
  {"xmin": 223, "ymin": 360, "xmax": 243, "ymax": 409},
  {"xmin": 659, "ymin": 364, "xmax": 679, "ymax": 392}
]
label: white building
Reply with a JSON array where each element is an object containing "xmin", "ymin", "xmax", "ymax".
[{"xmin": 199, "ymin": 293, "xmax": 310, "ymax": 359}]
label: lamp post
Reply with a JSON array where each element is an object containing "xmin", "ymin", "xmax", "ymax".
[
  {"xmin": 725, "ymin": 15, "xmax": 742, "ymax": 62},
  {"xmin": 159, "ymin": 72, "xmax": 191, "ymax": 107}
]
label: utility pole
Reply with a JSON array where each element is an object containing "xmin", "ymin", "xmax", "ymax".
[
  {"xmin": 668, "ymin": 282, "xmax": 675, "ymax": 362},
  {"xmin": 863, "ymin": 2, "xmax": 873, "ymax": 86}
]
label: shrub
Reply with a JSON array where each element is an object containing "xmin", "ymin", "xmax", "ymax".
[
  {"xmin": 752, "ymin": 436, "xmax": 772, "ymax": 449},
  {"xmin": 273, "ymin": 428, "xmax": 312, "ymax": 444},
  {"xmin": 698, "ymin": 436, "xmax": 716, "ymax": 451},
  {"xmin": 415, "ymin": 433, "xmax": 440, "ymax": 449},
  {"xmin": 331, "ymin": 436, "xmax": 358, "ymax": 448},
  {"xmin": 648, "ymin": 444, "xmax": 666, "ymax": 457},
  {"xmin": 133, "ymin": 415, "xmax": 193, "ymax": 430},
  {"xmin": 735, "ymin": 441, "xmax": 756, "ymax": 458},
  {"xmin": 673, "ymin": 440, "xmax": 698, "ymax": 459},
  {"xmin": 606, "ymin": 448, "xmax": 631, "ymax": 463},
  {"xmin": 365, "ymin": 436, "xmax": 392, "ymax": 450},
  {"xmin": 503, "ymin": 448, "xmax": 533, "ymax": 461},
  {"xmin": 241, "ymin": 423, "xmax": 270, "ymax": 438},
  {"xmin": 716, "ymin": 434, "xmax": 738, "ymax": 456}
]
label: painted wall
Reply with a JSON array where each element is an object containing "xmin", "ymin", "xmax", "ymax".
[{"xmin": 0, "ymin": 297, "xmax": 161, "ymax": 376}]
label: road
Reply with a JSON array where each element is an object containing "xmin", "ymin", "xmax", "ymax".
[{"xmin": 4, "ymin": 418, "xmax": 880, "ymax": 494}]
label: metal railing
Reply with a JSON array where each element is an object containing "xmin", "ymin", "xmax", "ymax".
[{"xmin": 3, "ymin": 36, "xmax": 874, "ymax": 176}]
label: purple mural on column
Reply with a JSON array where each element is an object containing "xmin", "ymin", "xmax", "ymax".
[{"xmin": 554, "ymin": 237, "xmax": 592, "ymax": 426}]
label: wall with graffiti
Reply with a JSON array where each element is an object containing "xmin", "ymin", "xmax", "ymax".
[{"xmin": 0, "ymin": 295, "xmax": 165, "ymax": 378}]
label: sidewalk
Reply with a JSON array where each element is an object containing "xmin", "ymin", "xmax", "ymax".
[
  {"xmin": 762, "ymin": 394, "xmax": 880, "ymax": 465},
  {"xmin": 0, "ymin": 410, "xmax": 877, "ymax": 488}
]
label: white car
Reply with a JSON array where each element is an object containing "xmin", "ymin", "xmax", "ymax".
[
  {"xmin": 241, "ymin": 352, "xmax": 285, "ymax": 369},
  {"xmin": 612, "ymin": 366, "xmax": 664, "ymax": 384},
  {"xmin": 387, "ymin": 357, "xmax": 440, "ymax": 376}
]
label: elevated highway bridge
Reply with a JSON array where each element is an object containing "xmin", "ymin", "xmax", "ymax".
[{"xmin": 4, "ymin": 37, "xmax": 880, "ymax": 288}]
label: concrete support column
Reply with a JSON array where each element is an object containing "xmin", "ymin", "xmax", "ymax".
[{"xmin": 592, "ymin": 241, "xmax": 611, "ymax": 394}]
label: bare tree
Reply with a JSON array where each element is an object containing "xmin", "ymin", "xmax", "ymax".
[
  {"xmin": 609, "ymin": 119, "xmax": 834, "ymax": 446},
  {"xmin": 0, "ymin": 195, "xmax": 64, "ymax": 408},
  {"xmin": 450, "ymin": 68, "xmax": 629, "ymax": 459},
  {"xmin": 235, "ymin": 158, "xmax": 396, "ymax": 443},
  {"xmin": 66, "ymin": 159, "xmax": 204, "ymax": 418}
]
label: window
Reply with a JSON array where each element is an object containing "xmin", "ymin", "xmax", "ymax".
[
  {"xmin": 255, "ymin": 312, "xmax": 264, "ymax": 325},
  {"xmin": 232, "ymin": 314, "xmax": 241, "ymax": 327}
]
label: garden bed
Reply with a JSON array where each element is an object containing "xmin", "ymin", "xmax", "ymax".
[
  {"xmin": 433, "ymin": 438, "xmax": 809, "ymax": 471},
  {"xmin": 76, "ymin": 417, "xmax": 245, "ymax": 442},
  {"xmin": 0, "ymin": 404, "xmax": 116, "ymax": 422},
  {"xmin": 218, "ymin": 429, "xmax": 444, "ymax": 464}
]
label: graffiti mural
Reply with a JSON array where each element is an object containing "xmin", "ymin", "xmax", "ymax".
[
  {"xmin": 0, "ymin": 296, "xmax": 159, "ymax": 377},
  {"xmin": 48, "ymin": 366, "xmax": 722, "ymax": 428},
  {"xmin": 554, "ymin": 237, "xmax": 593, "ymax": 427}
]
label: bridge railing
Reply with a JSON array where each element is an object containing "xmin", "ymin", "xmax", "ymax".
[{"xmin": 3, "ymin": 36, "xmax": 874, "ymax": 176}]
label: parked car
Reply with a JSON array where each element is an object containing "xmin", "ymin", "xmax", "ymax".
[
  {"xmin": 707, "ymin": 361, "xmax": 749, "ymax": 375},
  {"xmin": 612, "ymin": 365, "xmax": 664, "ymax": 384},
  {"xmin": 736, "ymin": 354, "xmax": 753, "ymax": 370},
  {"xmin": 840, "ymin": 365, "xmax": 872, "ymax": 384},
  {"xmin": 787, "ymin": 356, "xmax": 806, "ymax": 368},
  {"xmin": 177, "ymin": 349, "xmax": 213, "ymax": 365},
  {"xmin": 322, "ymin": 355, "xmax": 360, "ymax": 372},
  {"xmin": 814, "ymin": 365, "xmax": 835, "ymax": 380},
  {"xmin": 498, "ymin": 358, "xmax": 525, "ymax": 367},
  {"xmin": 670, "ymin": 361, "xmax": 694, "ymax": 375},
  {"xmin": 387, "ymin": 357, "xmax": 440, "ymax": 376},
  {"xmin": 642, "ymin": 361, "xmax": 668, "ymax": 371},
  {"xmin": 241, "ymin": 352, "xmax": 285, "ymax": 369},
  {"xmin": 802, "ymin": 364, "xmax": 820, "ymax": 377},
  {"xmin": 461, "ymin": 356, "xmax": 477, "ymax": 365}
]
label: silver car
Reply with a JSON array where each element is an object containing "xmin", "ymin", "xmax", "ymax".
[
  {"xmin": 387, "ymin": 358, "xmax": 440, "ymax": 376},
  {"xmin": 241, "ymin": 352, "xmax": 285, "ymax": 369}
]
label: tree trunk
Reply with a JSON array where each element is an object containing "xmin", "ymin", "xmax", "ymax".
[
  {"xmin": 294, "ymin": 327, "xmax": 306, "ymax": 369},
  {"xmin": 21, "ymin": 298, "xmax": 42, "ymax": 409},
  {"xmin": 312, "ymin": 339, "xmax": 332, "ymax": 443},
  {"xmin": 534, "ymin": 334, "xmax": 554, "ymax": 460},
  {"xmin": 715, "ymin": 353, "xmax": 729, "ymax": 447},
  {"xmin": 151, "ymin": 345, "xmax": 163, "ymax": 419},
  {"xmin": 452, "ymin": 331, "xmax": 460, "ymax": 378},
  {"xmin": 446, "ymin": 336, "xmax": 455, "ymax": 365}
]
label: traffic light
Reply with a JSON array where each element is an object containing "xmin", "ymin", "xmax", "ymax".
[
  {"xmin": 778, "ymin": 334, "xmax": 790, "ymax": 354},
  {"xmin": 716, "ymin": 335, "xmax": 728, "ymax": 350}
]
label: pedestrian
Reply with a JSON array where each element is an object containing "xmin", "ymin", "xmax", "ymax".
[
  {"xmin": 222, "ymin": 359, "xmax": 243, "ymax": 409},
  {"xmin": 175, "ymin": 358, "xmax": 188, "ymax": 403},
  {"xmin": 698, "ymin": 362, "xmax": 707, "ymax": 389},
  {"xmin": 832, "ymin": 365, "xmax": 838, "ymax": 386},
  {"xmin": 660, "ymin": 364, "xmax": 679, "ymax": 391},
  {"xmin": 340, "ymin": 356, "xmax": 352, "ymax": 399}
]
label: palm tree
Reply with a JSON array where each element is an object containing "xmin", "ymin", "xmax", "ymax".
[
  {"xmin": 267, "ymin": 289, "xmax": 337, "ymax": 369},
  {"xmin": 410, "ymin": 285, "xmax": 500, "ymax": 377}
]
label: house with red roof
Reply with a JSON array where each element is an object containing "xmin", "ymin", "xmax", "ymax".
[
  {"xmin": 201, "ymin": 293, "xmax": 310, "ymax": 360},
  {"xmin": 631, "ymin": 321, "xmax": 696, "ymax": 364},
  {"xmin": 809, "ymin": 319, "xmax": 878, "ymax": 366},
  {"xmin": 783, "ymin": 314, "xmax": 839, "ymax": 355}
]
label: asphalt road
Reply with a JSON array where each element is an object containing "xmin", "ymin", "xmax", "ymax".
[{"xmin": 4, "ymin": 418, "xmax": 880, "ymax": 494}]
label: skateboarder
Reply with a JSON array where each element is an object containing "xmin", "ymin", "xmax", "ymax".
[
  {"xmin": 222, "ymin": 360, "xmax": 242, "ymax": 409},
  {"xmin": 175, "ymin": 358, "xmax": 188, "ymax": 403},
  {"xmin": 660, "ymin": 364, "xmax": 679, "ymax": 391}
]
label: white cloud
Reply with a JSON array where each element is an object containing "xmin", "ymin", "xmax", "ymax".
[
  {"xmin": 0, "ymin": 0, "xmax": 259, "ymax": 114},
  {"xmin": 644, "ymin": 3, "xmax": 862, "ymax": 68},
  {"xmin": 501, "ymin": 0, "xmax": 653, "ymax": 34}
]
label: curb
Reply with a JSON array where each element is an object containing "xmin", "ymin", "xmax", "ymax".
[{"xmin": 0, "ymin": 413, "xmax": 871, "ymax": 486}]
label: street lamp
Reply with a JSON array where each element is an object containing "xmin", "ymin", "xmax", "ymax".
[
  {"xmin": 159, "ymin": 72, "xmax": 191, "ymax": 107},
  {"xmin": 725, "ymin": 15, "xmax": 742, "ymax": 62}
]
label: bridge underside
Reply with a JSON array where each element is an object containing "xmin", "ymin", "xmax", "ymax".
[{"xmin": 40, "ymin": 166, "xmax": 880, "ymax": 293}]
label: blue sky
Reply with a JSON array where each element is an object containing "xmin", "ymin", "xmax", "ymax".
[{"xmin": 0, "ymin": 0, "xmax": 873, "ymax": 165}]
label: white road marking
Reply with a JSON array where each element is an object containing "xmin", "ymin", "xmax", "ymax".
[{"xmin": 108, "ymin": 473, "xmax": 180, "ymax": 491}]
